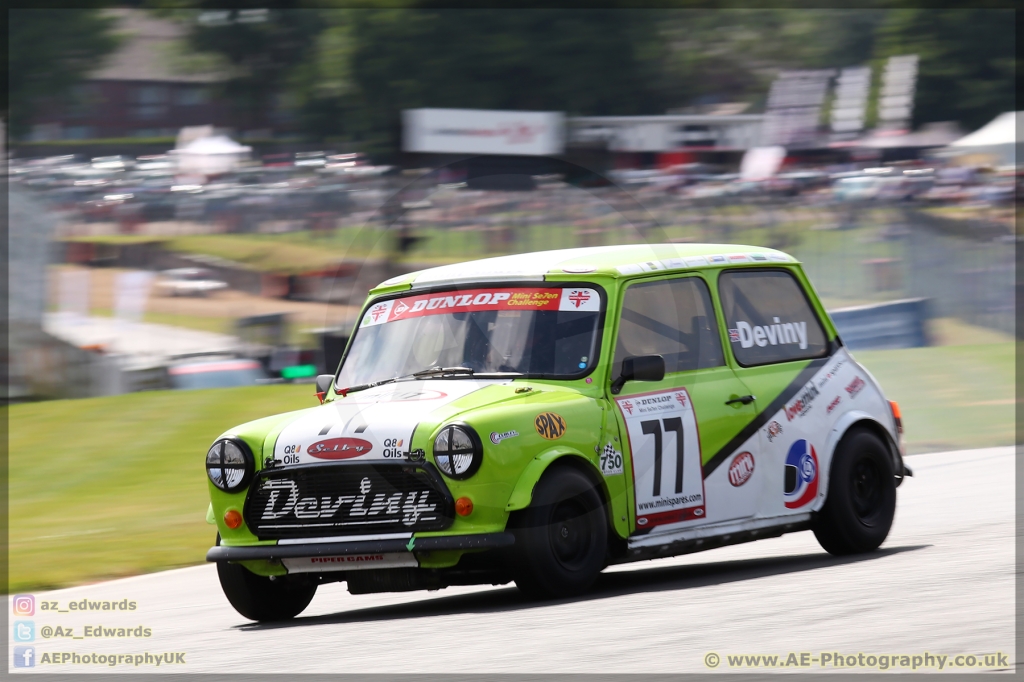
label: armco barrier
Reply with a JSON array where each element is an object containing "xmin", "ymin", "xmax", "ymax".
[{"xmin": 828, "ymin": 298, "xmax": 930, "ymax": 350}]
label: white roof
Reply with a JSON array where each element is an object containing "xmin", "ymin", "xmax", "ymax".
[
  {"xmin": 375, "ymin": 244, "xmax": 795, "ymax": 290},
  {"xmin": 950, "ymin": 112, "xmax": 1020, "ymax": 147},
  {"xmin": 406, "ymin": 247, "xmax": 614, "ymax": 287}
]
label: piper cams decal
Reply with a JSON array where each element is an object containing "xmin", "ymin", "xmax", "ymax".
[{"xmin": 273, "ymin": 380, "xmax": 497, "ymax": 465}]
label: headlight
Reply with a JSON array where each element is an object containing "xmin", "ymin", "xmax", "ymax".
[
  {"xmin": 206, "ymin": 438, "xmax": 254, "ymax": 493},
  {"xmin": 432, "ymin": 424, "xmax": 482, "ymax": 479}
]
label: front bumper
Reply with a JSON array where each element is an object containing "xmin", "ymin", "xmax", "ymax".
[{"xmin": 206, "ymin": 532, "xmax": 514, "ymax": 563}]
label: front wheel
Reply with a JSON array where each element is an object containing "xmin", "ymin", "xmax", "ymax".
[
  {"xmin": 215, "ymin": 536, "xmax": 317, "ymax": 621},
  {"xmin": 812, "ymin": 428, "xmax": 897, "ymax": 555},
  {"xmin": 511, "ymin": 467, "xmax": 608, "ymax": 599}
]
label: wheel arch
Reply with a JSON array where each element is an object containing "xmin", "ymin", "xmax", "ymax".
[
  {"xmin": 822, "ymin": 412, "xmax": 904, "ymax": 509},
  {"xmin": 504, "ymin": 448, "xmax": 617, "ymax": 534}
]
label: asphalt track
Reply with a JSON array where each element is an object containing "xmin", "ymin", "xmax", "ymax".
[{"xmin": 12, "ymin": 447, "xmax": 1015, "ymax": 674}]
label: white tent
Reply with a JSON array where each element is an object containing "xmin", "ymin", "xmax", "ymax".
[
  {"xmin": 945, "ymin": 112, "xmax": 1020, "ymax": 166},
  {"xmin": 170, "ymin": 135, "xmax": 252, "ymax": 176},
  {"xmin": 739, "ymin": 146, "xmax": 786, "ymax": 181}
]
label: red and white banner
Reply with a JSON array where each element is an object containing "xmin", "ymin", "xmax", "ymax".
[{"xmin": 360, "ymin": 287, "xmax": 600, "ymax": 327}]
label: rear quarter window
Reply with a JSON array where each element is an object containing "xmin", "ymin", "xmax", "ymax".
[{"xmin": 718, "ymin": 269, "xmax": 828, "ymax": 366}]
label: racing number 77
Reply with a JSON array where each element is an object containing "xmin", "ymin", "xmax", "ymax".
[{"xmin": 640, "ymin": 417, "xmax": 684, "ymax": 497}]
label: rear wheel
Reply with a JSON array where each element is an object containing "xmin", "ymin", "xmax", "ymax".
[
  {"xmin": 511, "ymin": 467, "xmax": 608, "ymax": 599},
  {"xmin": 812, "ymin": 429, "xmax": 896, "ymax": 555},
  {"xmin": 215, "ymin": 535, "xmax": 317, "ymax": 621}
]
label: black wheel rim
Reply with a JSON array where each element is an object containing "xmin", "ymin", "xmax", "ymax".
[
  {"xmin": 548, "ymin": 498, "xmax": 593, "ymax": 571},
  {"xmin": 851, "ymin": 456, "xmax": 883, "ymax": 524}
]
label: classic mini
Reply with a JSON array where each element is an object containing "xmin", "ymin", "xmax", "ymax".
[{"xmin": 205, "ymin": 244, "xmax": 909, "ymax": 621}]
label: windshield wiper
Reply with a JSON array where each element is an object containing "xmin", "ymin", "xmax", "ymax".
[
  {"xmin": 336, "ymin": 376, "xmax": 403, "ymax": 396},
  {"xmin": 337, "ymin": 366, "xmax": 475, "ymax": 396},
  {"xmin": 412, "ymin": 366, "xmax": 475, "ymax": 377}
]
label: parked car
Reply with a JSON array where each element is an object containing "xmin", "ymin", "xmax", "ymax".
[
  {"xmin": 169, "ymin": 357, "xmax": 268, "ymax": 390},
  {"xmin": 205, "ymin": 244, "xmax": 909, "ymax": 620},
  {"xmin": 156, "ymin": 268, "xmax": 228, "ymax": 297}
]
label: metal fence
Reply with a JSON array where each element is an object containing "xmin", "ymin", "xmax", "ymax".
[
  {"xmin": 380, "ymin": 181, "xmax": 1015, "ymax": 336},
  {"xmin": 36, "ymin": 172, "xmax": 1018, "ymax": 337}
]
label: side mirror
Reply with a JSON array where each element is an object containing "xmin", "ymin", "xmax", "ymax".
[
  {"xmin": 315, "ymin": 374, "xmax": 334, "ymax": 404},
  {"xmin": 610, "ymin": 355, "xmax": 665, "ymax": 395}
]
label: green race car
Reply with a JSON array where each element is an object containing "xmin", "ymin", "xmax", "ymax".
[{"xmin": 205, "ymin": 244, "xmax": 909, "ymax": 620}]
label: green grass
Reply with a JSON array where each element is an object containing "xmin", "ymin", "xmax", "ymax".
[
  {"xmin": 165, "ymin": 234, "xmax": 355, "ymax": 274},
  {"xmin": 854, "ymin": 343, "xmax": 1015, "ymax": 455},
  {"xmin": 8, "ymin": 384, "xmax": 313, "ymax": 593},
  {"xmin": 91, "ymin": 307, "xmax": 232, "ymax": 335},
  {"xmin": 8, "ymin": 342, "xmax": 1014, "ymax": 592}
]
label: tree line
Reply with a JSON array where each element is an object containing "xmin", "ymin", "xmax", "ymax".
[{"xmin": 6, "ymin": 6, "xmax": 1015, "ymax": 160}]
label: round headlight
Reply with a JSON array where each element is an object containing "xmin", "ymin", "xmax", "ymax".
[
  {"xmin": 206, "ymin": 438, "xmax": 254, "ymax": 492},
  {"xmin": 432, "ymin": 424, "xmax": 482, "ymax": 479}
]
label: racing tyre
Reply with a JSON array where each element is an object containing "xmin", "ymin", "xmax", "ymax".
[
  {"xmin": 812, "ymin": 429, "xmax": 896, "ymax": 556},
  {"xmin": 511, "ymin": 467, "xmax": 608, "ymax": 599},
  {"xmin": 215, "ymin": 536, "xmax": 317, "ymax": 621}
]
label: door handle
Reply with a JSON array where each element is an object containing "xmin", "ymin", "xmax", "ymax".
[{"xmin": 726, "ymin": 395, "xmax": 756, "ymax": 406}]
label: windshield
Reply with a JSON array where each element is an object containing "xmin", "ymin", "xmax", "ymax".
[{"xmin": 337, "ymin": 285, "xmax": 603, "ymax": 388}]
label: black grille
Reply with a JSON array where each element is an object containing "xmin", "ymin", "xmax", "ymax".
[{"xmin": 244, "ymin": 462, "xmax": 454, "ymax": 540}]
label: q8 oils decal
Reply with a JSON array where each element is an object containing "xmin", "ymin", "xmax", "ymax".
[{"xmin": 616, "ymin": 388, "xmax": 705, "ymax": 529}]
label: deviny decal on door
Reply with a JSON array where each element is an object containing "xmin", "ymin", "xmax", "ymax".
[{"xmin": 616, "ymin": 388, "xmax": 705, "ymax": 530}]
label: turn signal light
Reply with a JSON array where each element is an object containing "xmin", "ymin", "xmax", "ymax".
[
  {"xmin": 455, "ymin": 497, "xmax": 474, "ymax": 517},
  {"xmin": 224, "ymin": 509, "xmax": 243, "ymax": 529},
  {"xmin": 889, "ymin": 400, "xmax": 903, "ymax": 435}
]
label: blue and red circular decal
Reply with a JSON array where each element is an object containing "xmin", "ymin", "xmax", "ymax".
[{"xmin": 784, "ymin": 439, "xmax": 819, "ymax": 508}]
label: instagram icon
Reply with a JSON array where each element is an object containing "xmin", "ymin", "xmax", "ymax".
[{"xmin": 12, "ymin": 595, "xmax": 34, "ymax": 616}]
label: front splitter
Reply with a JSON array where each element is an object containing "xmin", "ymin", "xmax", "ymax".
[{"xmin": 207, "ymin": 532, "xmax": 514, "ymax": 562}]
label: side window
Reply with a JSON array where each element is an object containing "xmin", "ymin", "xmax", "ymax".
[
  {"xmin": 613, "ymin": 276, "xmax": 725, "ymax": 378},
  {"xmin": 718, "ymin": 269, "xmax": 828, "ymax": 366}
]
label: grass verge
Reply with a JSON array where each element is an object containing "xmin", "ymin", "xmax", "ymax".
[
  {"xmin": 854, "ymin": 343, "xmax": 1014, "ymax": 455},
  {"xmin": 9, "ymin": 384, "xmax": 312, "ymax": 593}
]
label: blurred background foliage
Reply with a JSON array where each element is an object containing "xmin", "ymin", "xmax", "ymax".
[
  {"xmin": 6, "ymin": 8, "xmax": 123, "ymax": 136},
  {"xmin": 7, "ymin": 5, "xmax": 1017, "ymax": 158}
]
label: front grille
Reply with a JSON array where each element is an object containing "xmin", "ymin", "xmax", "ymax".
[{"xmin": 244, "ymin": 462, "xmax": 454, "ymax": 540}]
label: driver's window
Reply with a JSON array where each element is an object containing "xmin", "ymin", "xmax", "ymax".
[{"xmin": 613, "ymin": 276, "xmax": 725, "ymax": 378}]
